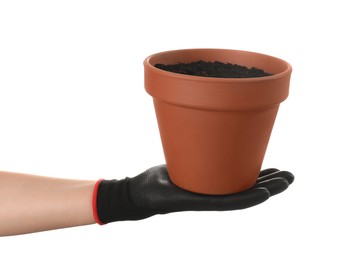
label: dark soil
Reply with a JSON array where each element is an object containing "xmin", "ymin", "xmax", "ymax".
[{"xmin": 155, "ymin": 60, "xmax": 272, "ymax": 78}]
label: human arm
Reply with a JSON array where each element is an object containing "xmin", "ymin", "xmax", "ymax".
[
  {"xmin": 0, "ymin": 165, "xmax": 294, "ymax": 236},
  {"xmin": 0, "ymin": 171, "xmax": 96, "ymax": 236}
]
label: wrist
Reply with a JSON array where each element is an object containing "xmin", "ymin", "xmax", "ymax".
[
  {"xmin": 92, "ymin": 176, "xmax": 158, "ymax": 224},
  {"xmin": 92, "ymin": 179, "xmax": 104, "ymax": 225},
  {"xmin": 92, "ymin": 178, "xmax": 134, "ymax": 224}
]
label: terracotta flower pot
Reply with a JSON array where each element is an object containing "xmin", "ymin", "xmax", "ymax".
[{"xmin": 144, "ymin": 49, "xmax": 292, "ymax": 195}]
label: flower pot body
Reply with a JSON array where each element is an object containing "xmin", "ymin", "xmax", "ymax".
[{"xmin": 144, "ymin": 49, "xmax": 292, "ymax": 195}]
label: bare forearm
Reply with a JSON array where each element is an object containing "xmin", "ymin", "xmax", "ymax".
[{"xmin": 0, "ymin": 171, "xmax": 96, "ymax": 236}]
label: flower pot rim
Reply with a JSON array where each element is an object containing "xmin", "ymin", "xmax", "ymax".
[
  {"xmin": 144, "ymin": 48, "xmax": 292, "ymax": 111},
  {"xmin": 144, "ymin": 48, "xmax": 292, "ymax": 83}
]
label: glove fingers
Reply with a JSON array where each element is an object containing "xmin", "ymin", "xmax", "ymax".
[
  {"xmin": 259, "ymin": 168, "xmax": 280, "ymax": 178},
  {"xmin": 254, "ymin": 177, "xmax": 289, "ymax": 196},
  {"xmin": 257, "ymin": 170, "xmax": 295, "ymax": 185},
  {"xmin": 179, "ymin": 187, "xmax": 270, "ymax": 212}
]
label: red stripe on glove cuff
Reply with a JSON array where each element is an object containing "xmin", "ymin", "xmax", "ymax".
[{"xmin": 92, "ymin": 179, "xmax": 105, "ymax": 225}]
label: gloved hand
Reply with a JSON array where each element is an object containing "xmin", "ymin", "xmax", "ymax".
[{"xmin": 93, "ymin": 165, "xmax": 294, "ymax": 224}]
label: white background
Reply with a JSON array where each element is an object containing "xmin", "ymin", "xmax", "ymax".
[{"xmin": 1, "ymin": 0, "xmax": 358, "ymax": 259}]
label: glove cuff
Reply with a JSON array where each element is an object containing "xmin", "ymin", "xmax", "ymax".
[
  {"xmin": 93, "ymin": 177, "xmax": 160, "ymax": 224},
  {"xmin": 92, "ymin": 179, "xmax": 105, "ymax": 225},
  {"xmin": 94, "ymin": 178, "xmax": 141, "ymax": 224}
]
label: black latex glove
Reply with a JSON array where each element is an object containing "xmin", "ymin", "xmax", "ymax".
[{"xmin": 95, "ymin": 165, "xmax": 294, "ymax": 224}]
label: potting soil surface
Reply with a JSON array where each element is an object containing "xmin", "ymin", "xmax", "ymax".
[{"xmin": 155, "ymin": 60, "xmax": 272, "ymax": 78}]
